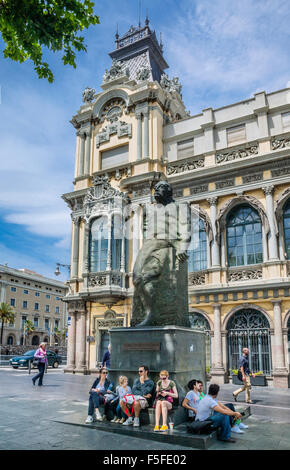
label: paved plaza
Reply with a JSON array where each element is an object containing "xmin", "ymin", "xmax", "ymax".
[{"xmin": 0, "ymin": 366, "xmax": 290, "ymax": 451}]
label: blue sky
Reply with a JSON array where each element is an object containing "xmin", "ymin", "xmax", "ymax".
[{"xmin": 0, "ymin": 0, "xmax": 290, "ymax": 282}]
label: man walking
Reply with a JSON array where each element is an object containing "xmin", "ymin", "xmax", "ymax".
[{"xmin": 233, "ymin": 348, "xmax": 255, "ymax": 404}]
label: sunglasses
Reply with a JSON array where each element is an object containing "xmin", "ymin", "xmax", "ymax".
[
  {"xmin": 102, "ymin": 372, "xmax": 108, "ymax": 375},
  {"xmin": 138, "ymin": 370, "xmax": 144, "ymax": 373}
]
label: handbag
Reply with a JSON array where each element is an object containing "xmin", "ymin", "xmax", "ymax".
[
  {"xmin": 32, "ymin": 358, "xmax": 40, "ymax": 366},
  {"xmin": 237, "ymin": 370, "xmax": 243, "ymax": 382},
  {"xmin": 187, "ymin": 419, "xmax": 214, "ymax": 435},
  {"xmin": 123, "ymin": 394, "xmax": 135, "ymax": 417}
]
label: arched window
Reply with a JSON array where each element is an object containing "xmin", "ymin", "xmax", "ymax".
[
  {"xmin": 283, "ymin": 200, "xmax": 290, "ymax": 259},
  {"xmin": 89, "ymin": 216, "xmax": 108, "ymax": 272},
  {"xmin": 226, "ymin": 205, "xmax": 263, "ymax": 267},
  {"xmin": 188, "ymin": 218, "xmax": 207, "ymax": 272},
  {"xmin": 189, "ymin": 312, "xmax": 211, "ymax": 371},
  {"xmin": 111, "ymin": 214, "xmax": 122, "ymax": 271},
  {"xmin": 227, "ymin": 309, "xmax": 272, "ymax": 375},
  {"xmin": 7, "ymin": 336, "xmax": 14, "ymax": 345}
]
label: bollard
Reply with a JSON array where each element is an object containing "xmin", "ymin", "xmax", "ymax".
[{"xmin": 28, "ymin": 360, "xmax": 31, "ymax": 375}]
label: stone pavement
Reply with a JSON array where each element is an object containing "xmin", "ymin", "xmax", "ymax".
[{"xmin": 0, "ymin": 367, "xmax": 290, "ymax": 451}]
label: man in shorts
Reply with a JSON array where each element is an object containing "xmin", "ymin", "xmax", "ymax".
[{"xmin": 120, "ymin": 365, "xmax": 155, "ymax": 427}]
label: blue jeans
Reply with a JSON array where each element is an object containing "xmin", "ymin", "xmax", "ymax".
[
  {"xmin": 116, "ymin": 402, "xmax": 127, "ymax": 419},
  {"xmin": 88, "ymin": 392, "xmax": 105, "ymax": 416},
  {"xmin": 32, "ymin": 363, "xmax": 45, "ymax": 386},
  {"xmin": 209, "ymin": 411, "xmax": 231, "ymax": 441}
]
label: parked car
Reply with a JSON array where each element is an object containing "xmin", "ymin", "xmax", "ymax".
[{"xmin": 9, "ymin": 350, "xmax": 62, "ymax": 369}]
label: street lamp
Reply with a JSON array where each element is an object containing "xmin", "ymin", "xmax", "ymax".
[{"xmin": 54, "ymin": 263, "xmax": 71, "ymax": 277}]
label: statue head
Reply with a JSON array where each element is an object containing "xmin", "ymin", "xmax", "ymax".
[{"xmin": 154, "ymin": 181, "xmax": 174, "ymax": 205}]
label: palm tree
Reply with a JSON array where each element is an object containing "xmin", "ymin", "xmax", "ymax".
[
  {"xmin": 24, "ymin": 320, "xmax": 35, "ymax": 346},
  {"xmin": 53, "ymin": 327, "xmax": 61, "ymax": 345},
  {"xmin": 0, "ymin": 303, "xmax": 15, "ymax": 345}
]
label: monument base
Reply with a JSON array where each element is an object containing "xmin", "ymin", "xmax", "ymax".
[{"xmin": 109, "ymin": 325, "xmax": 206, "ymax": 423}]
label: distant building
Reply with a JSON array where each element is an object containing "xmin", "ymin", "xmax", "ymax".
[
  {"xmin": 0, "ymin": 265, "xmax": 68, "ymax": 346},
  {"xmin": 62, "ymin": 19, "xmax": 290, "ymax": 388}
]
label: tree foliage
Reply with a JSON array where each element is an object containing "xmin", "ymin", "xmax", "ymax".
[
  {"xmin": 0, "ymin": 0, "xmax": 99, "ymax": 82},
  {"xmin": 0, "ymin": 302, "xmax": 15, "ymax": 345}
]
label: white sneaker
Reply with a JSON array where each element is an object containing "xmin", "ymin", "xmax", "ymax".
[
  {"xmin": 85, "ymin": 415, "xmax": 93, "ymax": 424},
  {"xmin": 111, "ymin": 416, "xmax": 118, "ymax": 423},
  {"xmin": 231, "ymin": 424, "xmax": 244, "ymax": 434},
  {"xmin": 95, "ymin": 410, "xmax": 103, "ymax": 421},
  {"xmin": 123, "ymin": 417, "xmax": 134, "ymax": 426},
  {"xmin": 239, "ymin": 422, "xmax": 248, "ymax": 430},
  {"xmin": 133, "ymin": 417, "xmax": 140, "ymax": 427}
]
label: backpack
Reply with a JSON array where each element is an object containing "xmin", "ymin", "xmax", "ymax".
[{"xmin": 187, "ymin": 420, "xmax": 214, "ymax": 435}]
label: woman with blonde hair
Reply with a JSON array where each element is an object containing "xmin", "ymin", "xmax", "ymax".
[
  {"xmin": 154, "ymin": 370, "xmax": 178, "ymax": 432},
  {"xmin": 32, "ymin": 342, "xmax": 48, "ymax": 387}
]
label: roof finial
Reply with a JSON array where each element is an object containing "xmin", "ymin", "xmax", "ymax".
[
  {"xmin": 160, "ymin": 32, "xmax": 163, "ymax": 52},
  {"xmin": 115, "ymin": 23, "xmax": 119, "ymax": 39},
  {"xmin": 138, "ymin": 0, "xmax": 141, "ymax": 28},
  {"xmin": 145, "ymin": 8, "xmax": 149, "ymax": 26}
]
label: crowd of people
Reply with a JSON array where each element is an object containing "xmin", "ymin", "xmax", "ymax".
[{"xmin": 84, "ymin": 364, "xmax": 249, "ymax": 442}]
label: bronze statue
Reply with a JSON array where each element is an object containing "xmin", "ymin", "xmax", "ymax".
[{"xmin": 131, "ymin": 181, "xmax": 191, "ymax": 327}]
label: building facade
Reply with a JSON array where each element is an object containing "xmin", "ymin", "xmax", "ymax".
[
  {"xmin": 63, "ymin": 20, "xmax": 290, "ymax": 387},
  {"xmin": 0, "ymin": 265, "xmax": 68, "ymax": 346}
]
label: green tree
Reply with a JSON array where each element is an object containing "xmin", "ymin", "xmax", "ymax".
[
  {"xmin": 24, "ymin": 320, "xmax": 35, "ymax": 345},
  {"xmin": 53, "ymin": 327, "xmax": 61, "ymax": 344},
  {"xmin": 0, "ymin": 0, "xmax": 99, "ymax": 82},
  {"xmin": 0, "ymin": 302, "xmax": 15, "ymax": 345}
]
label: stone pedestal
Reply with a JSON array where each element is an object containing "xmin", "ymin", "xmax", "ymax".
[
  {"xmin": 273, "ymin": 370, "xmax": 290, "ymax": 388},
  {"xmin": 109, "ymin": 325, "xmax": 206, "ymax": 402}
]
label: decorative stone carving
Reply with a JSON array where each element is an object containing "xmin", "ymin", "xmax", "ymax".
[
  {"xmin": 242, "ymin": 173, "xmax": 263, "ymax": 184},
  {"xmin": 188, "ymin": 272, "xmax": 206, "ymax": 286},
  {"xmin": 82, "ymin": 86, "xmax": 96, "ymax": 103},
  {"xmin": 262, "ymin": 184, "xmax": 274, "ymax": 196},
  {"xmin": 97, "ymin": 318, "xmax": 124, "ymax": 329},
  {"xmin": 88, "ymin": 272, "xmax": 123, "ymax": 288},
  {"xmin": 215, "ymin": 179, "xmax": 235, "ymax": 190},
  {"xmin": 136, "ymin": 65, "xmax": 151, "ymax": 81},
  {"xmin": 167, "ymin": 158, "xmax": 204, "ymax": 175},
  {"xmin": 216, "ymin": 145, "xmax": 258, "ymax": 164},
  {"xmin": 102, "ymin": 59, "xmax": 130, "ymax": 83},
  {"xmin": 68, "ymin": 300, "xmax": 86, "ymax": 313},
  {"xmin": 228, "ymin": 268, "xmax": 263, "ymax": 282},
  {"xmin": 271, "ymin": 137, "xmax": 290, "ymax": 150},
  {"xmin": 96, "ymin": 120, "xmax": 132, "ymax": 147},
  {"xmin": 160, "ymin": 73, "xmax": 182, "ymax": 95},
  {"xmin": 189, "ymin": 184, "xmax": 208, "ymax": 195}
]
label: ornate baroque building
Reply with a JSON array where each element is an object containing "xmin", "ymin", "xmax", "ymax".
[{"xmin": 63, "ymin": 19, "xmax": 290, "ymax": 387}]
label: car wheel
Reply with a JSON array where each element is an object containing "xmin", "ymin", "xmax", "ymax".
[
  {"xmin": 12, "ymin": 366, "xmax": 18, "ymax": 369},
  {"xmin": 52, "ymin": 361, "xmax": 59, "ymax": 368}
]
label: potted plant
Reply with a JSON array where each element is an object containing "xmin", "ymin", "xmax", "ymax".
[
  {"xmin": 250, "ymin": 371, "xmax": 267, "ymax": 386},
  {"xmin": 231, "ymin": 369, "xmax": 242, "ymax": 385},
  {"xmin": 231, "ymin": 369, "xmax": 267, "ymax": 386}
]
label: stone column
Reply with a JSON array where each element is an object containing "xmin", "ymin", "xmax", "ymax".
[
  {"xmin": 76, "ymin": 307, "xmax": 87, "ymax": 371},
  {"xmin": 132, "ymin": 207, "xmax": 140, "ymax": 268},
  {"xmin": 271, "ymin": 300, "xmax": 289, "ymax": 387},
  {"xmin": 84, "ymin": 130, "xmax": 91, "ymax": 175},
  {"xmin": 221, "ymin": 330, "xmax": 228, "ymax": 379},
  {"xmin": 71, "ymin": 216, "xmax": 80, "ymax": 278},
  {"xmin": 263, "ymin": 185, "xmax": 279, "ymax": 260},
  {"xmin": 65, "ymin": 309, "xmax": 76, "ymax": 372},
  {"xmin": 143, "ymin": 110, "xmax": 149, "ymax": 158},
  {"xmin": 106, "ymin": 215, "xmax": 112, "ymax": 271},
  {"xmin": 136, "ymin": 113, "xmax": 142, "ymax": 160},
  {"xmin": 211, "ymin": 303, "xmax": 226, "ymax": 384},
  {"xmin": 82, "ymin": 222, "xmax": 90, "ymax": 289},
  {"xmin": 78, "ymin": 133, "xmax": 85, "ymax": 177},
  {"xmin": 207, "ymin": 197, "xmax": 220, "ymax": 267}
]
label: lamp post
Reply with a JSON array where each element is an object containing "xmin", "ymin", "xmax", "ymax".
[{"xmin": 54, "ymin": 263, "xmax": 71, "ymax": 277}]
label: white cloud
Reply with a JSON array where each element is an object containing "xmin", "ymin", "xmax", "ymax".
[{"xmin": 163, "ymin": 0, "xmax": 290, "ymax": 113}]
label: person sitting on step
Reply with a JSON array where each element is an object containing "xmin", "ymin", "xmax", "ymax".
[
  {"xmin": 154, "ymin": 370, "xmax": 178, "ymax": 432},
  {"xmin": 85, "ymin": 367, "xmax": 113, "ymax": 424}
]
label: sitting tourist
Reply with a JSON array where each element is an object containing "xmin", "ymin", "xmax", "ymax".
[
  {"xmin": 120, "ymin": 365, "xmax": 155, "ymax": 427},
  {"xmin": 182, "ymin": 379, "xmax": 201, "ymax": 421},
  {"xmin": 195, "ymin": 383, "xmax": 242, "ymax": 443},
  {"xmin": 111, "ymin": 376, "xmax": 132, "ymax": 424},
  {"xmin": 85, "ymin": 367, "xmax": 113, "ymax": 423},
  {"xmin": 154, "ymin": 370, "xmax": 178, "ymax": 432}
]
